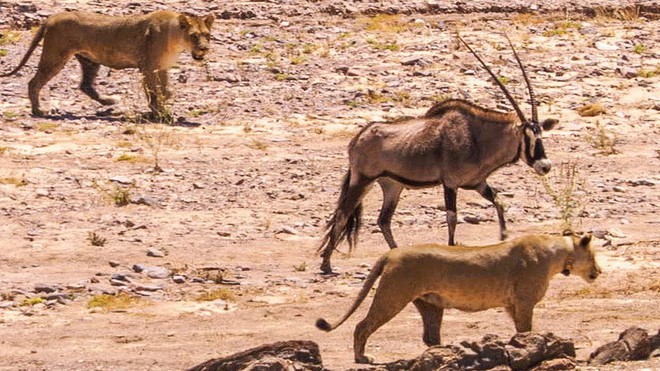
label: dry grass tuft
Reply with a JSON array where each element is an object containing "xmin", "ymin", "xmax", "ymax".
[
  {"xmin": 196, "ymin": 288, "xmax": 236, "ymax": 302},
  {"xmin": 88, "ymin": 292, "xmax": 143, "ymax": 311}
]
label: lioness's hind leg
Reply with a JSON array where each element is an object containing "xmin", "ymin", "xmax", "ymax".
[
  {"xmin": 28, "ymin": 53, "xmax": 70, "ymax": 116},
  {"xmin": 76, "ymin": 55, "xmax": 116, "ymax": 106},
  {"xmin": 354, "ymin": 284, "xmax": 411, "ymax": 363},
  {"xmin": 413, "ymin": 298, "xmax": 444, "ymax": 346}
]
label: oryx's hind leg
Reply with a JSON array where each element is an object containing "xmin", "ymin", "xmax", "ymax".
[
  {"xmin": 376, "ymin": 178, "xmax": 404, "ymax": 248},
  {"xmin": 476, "ymin": 181, "xmax": 508, "ymax": 240},
  {"xmin": 320, "ymin": 172, "xmax": 373, "ymax": 274},
  {"xmin": 76, "ymin": 55, "xmax": 116, "ymax": 106}
]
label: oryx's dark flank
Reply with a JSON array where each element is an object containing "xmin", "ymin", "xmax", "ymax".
[{"xmin": 318, "ymin": 35, "xmax": 558, "ymax": 274}]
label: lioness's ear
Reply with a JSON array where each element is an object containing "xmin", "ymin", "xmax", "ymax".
[
  {"xmin": 579, "ymin": 233, "xmax": 593, "ymax": 249},
  {"xmin": 179, "ymin": 14, "xmax": 191, "ymax": 30},
  {"xmin": 542, "ymin": 118, "xmax": 558, "ymax": 131},
  {"xmin": 203, "ymin": 14, "xmax": 215, "ymax": 29}
]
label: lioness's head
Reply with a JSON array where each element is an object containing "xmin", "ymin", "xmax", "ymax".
[
  {"xmin": 565, "ymin": 233, "xmax": 601, "ymax": 283},
  {"xmin": 179, "ymin": 14, "xmax": 215, "ymax": 61}
]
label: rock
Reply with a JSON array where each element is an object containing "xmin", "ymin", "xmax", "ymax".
[
  {"xmin": 172, "ymin": 275, "xmax": 186, "ymax": 284},
  {"xmin": 108, "ymin": 260, "xmax": 121, "ymax": 268},
  {"xmin": 144, "ymin": 266, "xmax": 171, "ymax": 279},
  {"xmin": 130, "ymin": 195, "xmax": 161, "ymax": 207},
  {"xmin": 133, "ymin": 264, "xmax": 170, "ymax": 279},
  {"xmin": 147, "ymin": 248, "xmax": 165, "ymax": 258},
  {"xmin": 594, "ymin": 41, "xmax": 618, "ymax": 51},
  {"xmin": 132, "ymin": 264, "xmax": 147, "ymax": 273},
  {"xmin": 187, "ymin": 340, "xmax": 323, "ymax": 371},
  {"xmin": 111, "ymin": 274, "xmax": 131, "ymax": 282},
  {"xmin": 133, "ymin": 284, "xmax": 164, "ymax": 292},
  {"xmin": 531, "ymin": 357, "xmax": 577, "ymax": 370},
  {"xmin": 34, "ymin": 284, "xmax": 58, "ymax": 294},
  {"xmin": 109, "ymin": 176, "xmax": 133, "ymax": 185},
  {"xmin": 607, "ymin": 228, "xmax": 626, "ymax": 238},
  {"xmin": 589, "ymin": 326, "xmax": 659, "ymax": 365}
]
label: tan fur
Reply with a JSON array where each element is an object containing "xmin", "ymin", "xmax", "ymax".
[
  {"xmin": 316, "ymin": 233, "xmax": 601, "ymax": 364},
  {"xmin": 1, "ymin": 10, "xmax": 214, "ymax": 116}
]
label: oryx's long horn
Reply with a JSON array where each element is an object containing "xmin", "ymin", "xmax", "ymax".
[
  {"xmin": 457, "ymin": 35, "xmax": 528, "ymax": 125},
  {"xmin": 504, "ymin": 33, "xmax": 537, "ymax": 123}
]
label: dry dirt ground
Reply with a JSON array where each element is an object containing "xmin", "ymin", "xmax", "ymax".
[{"xmin": 0, "ymin": 1, "xmax": 659, "ymax": 370}]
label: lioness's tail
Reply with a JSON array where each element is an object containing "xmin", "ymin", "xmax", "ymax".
[
  {"xmin": 315, "ymin": 254, "xmax": 387, "ymax": 332},
  {"xmin": 317, "ymin": 169, "xmax": 363, "ymax": 255},
  {"xmin": 0, "ymin": 24, "xmax": 46, "ymax": 77}
]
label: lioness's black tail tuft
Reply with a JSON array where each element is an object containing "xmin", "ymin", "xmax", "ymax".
[{"xmin": 315, "ymin": 318, "xmax": 332, "ymax": 332}]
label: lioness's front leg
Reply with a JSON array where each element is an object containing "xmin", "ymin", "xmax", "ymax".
[
  {"xmin": 142, "ymin": 69, "xmax": 170, "ymax": 115},
  {"xmin": 76, "ymin": 55, "xmax": 116, "ymax": 106}
]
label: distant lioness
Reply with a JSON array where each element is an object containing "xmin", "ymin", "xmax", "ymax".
[
  {"xmin": 316, "ymin": 233, "xmax": 601, "ymax": 364},
  {"xmin": 0, "ymin": 10, "xmax": 214, "ymax": 116}
]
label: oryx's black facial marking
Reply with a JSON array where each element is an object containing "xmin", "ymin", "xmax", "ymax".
[{"xmin": 522, "ymin": 122, "xmax": 552, "ymax": 175}]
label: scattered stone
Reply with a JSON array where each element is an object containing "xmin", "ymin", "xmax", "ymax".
[
  {"xmin": 130, "ymin": 195, "xmax": 161, "ymax": 207},
  {"xmin": 277, "ymin": 226, "xmax": 299, "ymax": 235},
  {"xmin": 34, "ymin": 284, "xmax": 58, "ymax": 294},
  {"xmin": 132, "ymin": 264, "xmax": 147, "ymax": 273},
  {"xmin": 133, "ymin": 284, "xmax": 164, "ymax": 292},
  {"xmin": 612, "ymin": 185, "xmax": 626, "ymax": 192},
  {"xmin": 147, "ymin": 249, "xmax": 166, "ymax": 258},
  {"xmin": 108, "ymin": 260, "xmax": 121, "ymax": 268},
  {"xmin": 607, "ymin": 228, "xmax": 626, "ymax": 238},
  {"xmin": 187, "ymin": 340, "xmax": 323, "ymax": 371},
  {"xmin": 144, "ymin": 266, "xmax": 171, "ymax": 279},
  {"xmin": 172, "ymin": 275, "xmax": 186, "ymax": 284},
  {"xmin": 463, "ymin": 215, "xmax": 481, "ymax": 224},
  {"xmin": 109, "ymin": 176, "xmax": 133, "ymax": 185},
  {"xmin": 594, "ymin": 41, "xmax": 618, "ymax": 51}
]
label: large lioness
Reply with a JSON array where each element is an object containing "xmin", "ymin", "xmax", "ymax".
[
  {"xmin": 0, "ymin": 10, "xmax": 214, "ymax": 116},
  {"xmin": 316, "ymin": 233, "xmax": 601, "ymax": 364}
]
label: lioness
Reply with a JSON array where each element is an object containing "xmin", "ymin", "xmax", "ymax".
[
  {"xmin": 0, "ymin": 10, "xmax": 214, "ymax": 116},
  {"xmin": 316, "ymin": 233, "xmax": 601, "ymax": 364}
]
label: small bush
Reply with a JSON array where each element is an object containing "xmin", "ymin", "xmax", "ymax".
[
  {"xmin": 540, "ymin": 161, "xmax": 588, "ymax": 230},
  {"xmin": 88, "ymin": 232, "xmax": 107, "ymax": 247},
  {"xmin": 587, "ymin": 121, "xmax": 618, "ymax": 155}
]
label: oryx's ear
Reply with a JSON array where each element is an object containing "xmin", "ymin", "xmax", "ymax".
[
  {"xmin": 203, "ymin": 14, "xmax": 215, "ymax": 29},
  {"xmin": 179, "ymin": 14, "xmax": 191, "ymax": 30},
  {"xmin": 541, "ymin": 118, "xmax": 558, "ymax": 131},
  {"xmin": 579, "ymin": 233, "xmax": 593, "ymax": 249}
]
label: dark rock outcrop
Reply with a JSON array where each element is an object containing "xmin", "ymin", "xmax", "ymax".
[
  {"xmin": 589, "ymin": 326, "xmax": 660, "ymax": 365},
  {"xmin": 187, "ymin": 340, "xmax": 323, "ymax": 371},
  {"xmin": 350, "ymin": 332, "xmax": 576, "ymax": 371}
]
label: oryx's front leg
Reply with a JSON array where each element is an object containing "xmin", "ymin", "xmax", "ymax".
[
  {"xmin": 476, "ymin": 181, "xmax": 508, "ymax": 241},
  {"xmin": 443, "ymin": 185, "xmax": 458, "ymax": 245}
]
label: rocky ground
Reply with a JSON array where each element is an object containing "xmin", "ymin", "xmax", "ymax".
[{"xmin": 0, "ymin": 1, "xmax": 659, "ymax": 370}]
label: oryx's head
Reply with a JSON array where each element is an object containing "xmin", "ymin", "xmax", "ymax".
[
  {"xmin": 179, "ymin": 13, "xmax": 215, "ymax": 61},
  {"xmin": 458, "ymin": 34, "xmax": 558, "ymax": 175}
]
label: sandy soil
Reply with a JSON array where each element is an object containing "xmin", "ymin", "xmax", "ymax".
[{"xmin": 0, "ymin": 1, "xmax": 659, "ymax": 370}]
